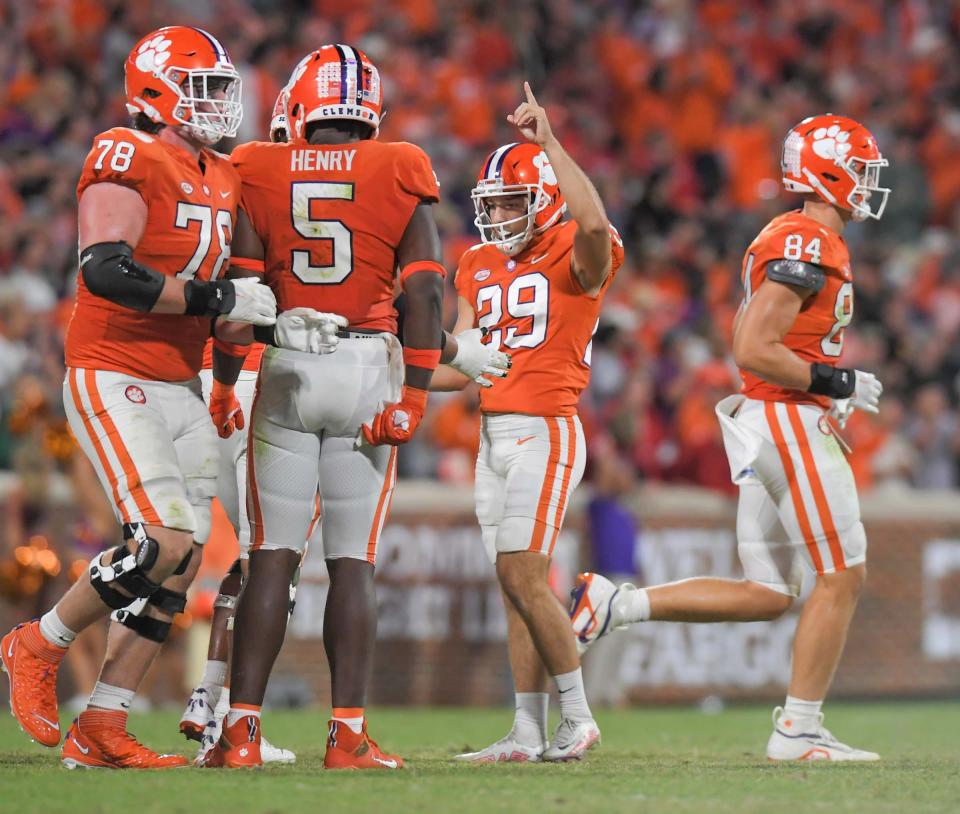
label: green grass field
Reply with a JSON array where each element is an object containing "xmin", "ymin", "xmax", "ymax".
[{"xmin": 1, "ymin": 703, "xmax": 958, "ymax": 814}]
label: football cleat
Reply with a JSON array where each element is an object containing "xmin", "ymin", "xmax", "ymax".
[
  {"xmin": 569, "ymin": 573, "xmax": 632, "ymax": 656},
  {"xmin": 541, "ymin": 718, "xmax": 600, "ymax": 762},
  {"xmin": 455, "ymin": 731, "xmax": 545, "ymax": 763},
  {"xmin": 324, "ymin": 720, "xmax": 403, "ymax": 770},
  {"xmin": 766, "ymin": 707, "xmax": 880, "ymax": 762},
  {"xmin": 201, "ymin": 714, "xmax": 262, "ymax": 769},
  {"xmin": 179, "ymin": 686, "xmax": 217, "ymax": 742},
  {"xmin": 62, "ymin": 712, "xmax": 187, "ymax": 769},
  {"xmin": 261, "ymin": 735, "xmax": 296, "ymax": 764},
  {"xmin": 1, "ymin": 621, "xmax": 67, "ymax": 747},
  {"xmin": 193, "ymin": 703, "xmax": 295, "ymax": 765}
]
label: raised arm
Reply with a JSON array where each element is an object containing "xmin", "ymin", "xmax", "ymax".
[{"xmin": 508, "ymin": 82, "xmax": 612, "ymax": 295}]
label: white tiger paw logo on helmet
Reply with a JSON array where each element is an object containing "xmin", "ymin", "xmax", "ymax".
[
  {"xmin": 532, "ymin": 151, "xmax": 558, "ymax": 185},
  {"xmin": 811, "ymin": 125, "xmax": 853, "ymax": 162},
  {"xmin": 135, "ymin": 35, "xmax": 173, "ymax": 73}
]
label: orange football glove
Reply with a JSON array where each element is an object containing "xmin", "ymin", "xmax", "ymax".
[
  {"xmin": 209, "ymin": 380, "xmax": 244, "ymax": 439},
  {"xmin": 362, "ymin": 386, "xmax": 429, "ymax": 446}
]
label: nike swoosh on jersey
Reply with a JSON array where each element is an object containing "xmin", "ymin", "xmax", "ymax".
[
  {"xmin": 516, "ymin": 435, "xmax": 537, "ymax": 445},
  {"xmin": 33, "ymin": 713, "xmax": 60, "ymax": 731},
  {"xmin": 529, "ymin": 253, "xmax": 549, "ymax": 264},
  {"xmin": 220, "ymin": 191, "xmax": 232, "ymax": 198}
]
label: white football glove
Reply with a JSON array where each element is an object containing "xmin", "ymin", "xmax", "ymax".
[
  {"xmin": 829, "ymin": 370, "xmax": 883, "ymax": 429},
  {"xmin": 274, "ymin": 308, "xmax": 349, "ymax": 354},
  {"xmin": 223, "ymin": 277, "xmax": 277, "ymax": 326},
  {"xmin": 448, "ymin": 327, "xmax": 511, "ymax": 387}
]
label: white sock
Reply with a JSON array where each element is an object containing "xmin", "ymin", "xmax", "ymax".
[
  {"xmin": 39, "ymin": 608, "xmax": 76, "ymax": 648},
  {"xmin": 615, "ymin": 586, "xmax": 651, "ymax": 625},
  {"xmin": 332, "ymin": 711, "xmax": 364, "ymax": 734},
  {"xmin": 554, "ymin": 668, "xmax": 592, "ymax": 723},
  {"xmin": 215, "ymin": 688, "xmax": 230, "ymax": 720},
  {"xmin": 226, "ymin": 706, "xmax": 261, "ymax": 727},
  {"xmin": 513, "ymin": 692, "xmax": 549, "ymax": 745},
  {"xmin": 89, "ymin": 681, "xmax": 135, "ymax": 712},
  {"xmin": 201, "ymin": 659, "xmax": 227, "ymax": 688},
  {"xmin": 200, "ymin": 660, "xmax": 227, "ymax": 708},
  {"xmin": 782, "ymin": 695, "xmax": 823, "ymax": 729}
]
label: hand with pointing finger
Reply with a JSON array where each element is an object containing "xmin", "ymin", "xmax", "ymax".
[{"xmin": 507, "ymin": 82, "xmax": 555, "ymax": 149}]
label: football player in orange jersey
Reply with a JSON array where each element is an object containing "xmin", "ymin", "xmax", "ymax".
[
  {"xmin": 199, "ymin": 45, "xmax": 451, "ymax": 771},
  {"xmin": 0, "ymin": 27, "xmax": 280, "ymax": 769},
  {"xmin": 447, "ymin": 83, "xmax": 624, "ymax": 763},
  {"xmin": 572, "ymin": 116, "xmax": 888, "ymax": 762},
  {"xmin": 178, "ymin": 93, "xmax": 302, "ymax": 766}
]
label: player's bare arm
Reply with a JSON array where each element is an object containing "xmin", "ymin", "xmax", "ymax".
[
  {"xmin": 508, "ymin": 82, "xmax": 611, "ymax": 295},
  {"xmin": 78, "ymin": 183, "xmax": 276, "ymax": 324},
  {"xmin": 733, "ymin": 279, "xmax": 812, "ymax": 389},
  {"xmin": 396, "ymin": 203, "xmax": 444, "ymax": 392}
]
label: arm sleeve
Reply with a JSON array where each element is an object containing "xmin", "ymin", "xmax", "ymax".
[
  {"xmin": 765, "ymin": 259, "xmax": 825, "ymax": 292},
  {"xmin": 396, "ymin": 143, "xmax": 441, "ymax": 203},
  {"xmin": 76, "ymin": 128, "xmax": 155, "ymax": 200}
]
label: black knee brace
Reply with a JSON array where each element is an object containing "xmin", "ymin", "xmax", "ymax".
[
  {"xmin": 89, "ymin": 523, "xmax": 163, "ymax": 610},
  {"xmin": 113, "ymin": 587, "xmax": 187, "ymax": 643}
]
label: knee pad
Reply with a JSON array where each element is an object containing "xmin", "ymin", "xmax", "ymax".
[
  {"xmin": 111, "ymin": 586, "xmax": 187, "ymax": 643},
  {"xmin": 89, "ymin": 524, "xmax": 163, "ymax": 609}
]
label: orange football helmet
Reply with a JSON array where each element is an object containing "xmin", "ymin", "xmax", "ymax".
[
  {"xmin": 471, "ymin": 142, "xmax": 567, "ymax": 255},
  {"xmin": 283, "ymin": 45, "xmax": 383, "ymax": 139},
  {"xmin": 781, "ymin": 114, "xmax": 889, "ymax": 221},
  {"xmin": 125, "ymin": 26, "xmax": 242, "ymax": 145},
  {"xmin": 269, "ymin": 91, "xmax": 289, "ymax": 143}
]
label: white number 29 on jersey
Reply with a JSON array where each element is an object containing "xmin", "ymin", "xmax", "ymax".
[{"xmin": 477, "ymin": 273, "xmax": 549, "ymax": 350}]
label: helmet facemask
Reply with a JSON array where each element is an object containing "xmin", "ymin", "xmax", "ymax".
[
  {"xmin": 164, "ymin": 68, "xmax": 243, "ymax": 144},
  {"xmin": 844, "ymin": 154, "xmax": 890, "ymax": 221},
  {"xmin": 472, "ymin": 179, "xmax": 551, "ymax": 256}
]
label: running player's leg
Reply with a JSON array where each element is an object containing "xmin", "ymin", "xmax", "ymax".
[
  {"xmin": 760, "ymin": 402, "xmax": 874, "ymax": 760},
  {"xmin": 580, "ymin": 483, "xmax": 795, "ymax": 634}
]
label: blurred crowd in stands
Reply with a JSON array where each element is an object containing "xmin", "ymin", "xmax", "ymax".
[{"xmin": 3, "ymin": 0, "xmax": 960, "ymax": 512}]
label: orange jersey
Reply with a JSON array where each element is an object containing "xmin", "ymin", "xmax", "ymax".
[
  {"xmin": 200, "ymin": 339, "xmax": 265, "ymax": 373},
  {"xmin": 739, "ymin": 210, "xmax": 853, "ymax": 408},
  {"xmin": 455, "ymin": 221, "xmax": 624, "ymax": 417},
  {"xmin": 65, "ymin": 127, "xmax": 240, "ymax": 381},
  {"xmin": 231, "ymin": 139, "xmax": 439, "ymax": 332}
]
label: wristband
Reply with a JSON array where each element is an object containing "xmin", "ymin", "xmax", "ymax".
[
  {"xmin": 400, "ymin": 260, "xmax": 446, "ymax": 288},
  {"xmin": 808, "ymin": 363, "xmax": 855, "ymax": 398},
  {"xmin": 184, "ymin": 279, "xmax": 235, "ymax": 316},
  {"xmin": 230, "ymin": 257, "xmax": 265, "ymax": 273},
  {"xmin": 403, "ymin": 347, "xmax": 442, "ymax": 371}
]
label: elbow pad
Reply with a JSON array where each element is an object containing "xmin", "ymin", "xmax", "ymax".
[{"xmin": 80, "ymin": 242, "xmax": 165, "ymax": 312}]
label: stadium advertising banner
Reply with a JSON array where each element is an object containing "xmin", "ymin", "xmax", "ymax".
[{"xmin": 276, "ymin": 484, "xmax": 960, "ymax": 706}]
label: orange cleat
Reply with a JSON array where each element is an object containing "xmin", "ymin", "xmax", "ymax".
[
  {"xmin": 61, "ymin": 711, "xmax": 187, "ymax": 769},
  {"xmin": 324, "ymin": 720, "xmax": 404, "ymax": 770},
  {"xmin": 1, "ymin": 621, "xmax": 67, "ymax": 747},
  {"xmin": 201, "ymin": 714, "xmax": 262, "ymax": 769}
]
